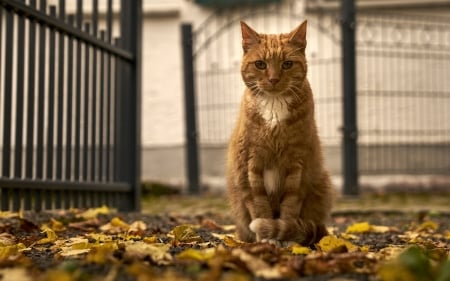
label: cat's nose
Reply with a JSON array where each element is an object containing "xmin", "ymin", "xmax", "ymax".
[{"xmin": 269, "ymin": 78, "xmax": 280, "ymax": 85}]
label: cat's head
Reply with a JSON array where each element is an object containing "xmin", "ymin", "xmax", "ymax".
[{"xmin": 240, "ymin": 21, "xmax": 308, "ymax": 97}]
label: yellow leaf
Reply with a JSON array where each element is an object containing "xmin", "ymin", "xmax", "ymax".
[
  {"xmin": 42, "ymin": 269, "xmax": 74, "ymax": 281},
  {"xmin": 0, "ymin": 243, "xmax": 25, "ymax": 260},
  {"xmin": 50, "ymin": 218, "xmax": 66, "ymax": 232},
  {"xmin": 86, "ymin": 233, "xmax": 113, "ymax": 242},
  {"xmin": 37, "ymin": 226, "xmax": 57, "ymax": 244},
  {"xmin": 291, "ymin": 245, "xmax": 311, "ymax": 255},
  {"xmin": 78, "ymin": 205, "xmax": 111, "ymax": 220},
  {"xmin": 415, "ymin": 220, "xmax": 438, "ymax": 232},
  {"xmin": 346, "ymin": 222, "xmax": 391, "ymax": 234},
  {"xmin": 346, "ymin": 222, "xmax": 371, "ymax": 233},
  {"xmin": 69, "ymin": 238, "xmax": 90, "ymax": 250},
  {"xmin": 316, "ymin": 235, "xmax": 359, "ymax": 252},
  {"xmin": 222, "ymin": 235, "xmax": 246, "ymax": 248},
  {"xmin": 144, "ymin": 236, "xmax": 158, "ymax": 244},
  {"xmin": 176, "ymin": 248, "xmax": 216, "ymax": 262},
  {"xmin": 111, "ymin": 217, "xmax": 129, "ymax": 228},
  {"xmin": 86, "ymin": 242, "xmax": 118, "ymax": 264},
  {"xmin": 171, "ymin": 225, "xmax": 202, "ymax": 243}
]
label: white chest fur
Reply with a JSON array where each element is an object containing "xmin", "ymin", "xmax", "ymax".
[
  {"xmin": 257, "ymin": 95, "xmax": 292, "ymax": 128},
  {"xmin": 264, "ymin": 168, "xmax": 280, "ymax": 195}
]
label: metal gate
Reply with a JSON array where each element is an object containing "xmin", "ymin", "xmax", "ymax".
[{"xmin": 0, "ymin": 0, "xmax": 141, "ymax": 211}]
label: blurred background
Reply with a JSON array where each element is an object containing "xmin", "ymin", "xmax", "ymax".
[
  {"xmin": 0, "ymin": 0, "xmax": 449, "ymax": 211},
  {"xmin": 140, "ymin": 0, "xmax": 450, "ymax": 194}
]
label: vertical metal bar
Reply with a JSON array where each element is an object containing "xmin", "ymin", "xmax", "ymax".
[
  {"xmin": 24, "ymin": 0, "xmax": 33, "ymax": 187},
  {"xmin": 119, "ymin": 0, "xmax": 142, "ymax": 211},
  {"xmin": 91, "ymin": 0, "xmax": 98, "ymax": 182},
  {"xmin": 2, "ymin": 7, "xmax": 13, "ymax": 179},
  {"xmin": 93, "ymin": 0, "xmax": 98, "ymax": 37},
  {"xmin": 99, "ymin": 31, "xmax": 105, "ymax": 181},
  {"xmin": 74, "ymin": 0, "xmax": 83, "ymax": 180},
  {"xmin": 83, "ymin": 23, "xmax": 91, "ymax": 181},
  {"xmin": 341, "ymin": 0, "xmax": 359, "ymax": 196},
  {"xmin": 35, "ymin": 190, "xmax": 42, "ymax": 211},
  {"xmin": 107, "ymin": 0, "xmax": 112, "ymax": 43},
  {"xmin": 91, "ymin": 49, "xmax": 97, "ymax": 181},
  {"xmin": 36, "ymin": 0, "xmax": 47, "ymax": 179},
  {"xmin": 113, "ymin": 38, "xmax": 120, "ymax": 184},
  {"xmin": 25, "ymin": 0, "xmax": 37, "ymax": 179},
  {"xmin": 46, "ymin": 6, "xmax": 57, "ymax": 180},
  {"xmin": 65, "ymin": 15, "xmax": 74, "ymax": 180},
  {"xmin": 56, "ymin": 0, "xmax": 65, "ymax": 180},
  {"xmin": 14, "ymin": 4, "xmax": 26, "ymax": 179},
  {"xmin": 181, "ymin": 24, "xmax": 200, "ymax": 195},
  {"xmin": 106, "ymin": 0, "xmax": 113, "ymax": 181}
]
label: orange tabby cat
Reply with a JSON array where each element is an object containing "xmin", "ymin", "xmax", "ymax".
[{"xmin": 226, "ymin": 20, "xmax": 333, "ymax": 246}]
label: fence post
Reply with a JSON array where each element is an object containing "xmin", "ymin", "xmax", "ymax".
[
  {"xmin": 181, "ymin": 23, "xmax": 200, "ymax": 194},
  {"xmin": 341, "ymin": 0, "xmax": 359, "ymax": 196},
  {"xmin": 118, "ymin": 0, "xmax": 142, "ymax": 211}
]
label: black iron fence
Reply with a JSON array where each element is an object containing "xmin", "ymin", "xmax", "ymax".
[{"xmin": 0, "ymin": 0, "xmax": 141, "ymax": 211}]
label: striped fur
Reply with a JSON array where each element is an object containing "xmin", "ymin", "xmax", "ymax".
[{"xmin": 226, "ymin": 21, "xmax": 333, "ymax": 246}]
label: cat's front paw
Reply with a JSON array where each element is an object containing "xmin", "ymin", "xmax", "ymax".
[
  {"xmin": 249, "ymin": 218, "xmax": 274, "ymax": 241},
  {"xmin": 249, "ymin": 218, "xmax": 264, "ymax": 233}
]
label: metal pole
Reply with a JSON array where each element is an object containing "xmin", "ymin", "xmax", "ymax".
[
  {"xmin": 181, "ymin": 23, "xmax": 200, "ymax": 194},
  {"xmin": 119, "ymin": 0, "xmax": 142, "ymax": 211},
  {"xmin": 341, "ymin": 0, "xmax": 359, "ymax": 196}
]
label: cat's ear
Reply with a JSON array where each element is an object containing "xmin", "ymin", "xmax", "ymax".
[
  {"xmin": 240, "ymin": 21, "xmax": 260, "ymax": 53},
  {"xmin": 288, "ymin": 20, "xmax": 307, "ymax": 48}
]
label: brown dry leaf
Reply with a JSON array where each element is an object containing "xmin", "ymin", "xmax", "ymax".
[
  {"xmin": 68, "ymin": 218, "xmax": 101, "ymax": 231},
  {"xmin": 232, "ymin": 248, "xmax": 284, "ymax": 279},
  {"xmin": 124, "ymin": 241, "xmax": 172, "ymax": 265},
  {"xmin": 0, "ymin": 211, "xmax": 18, "ymax": 219},
  {"xmin": 0, "ymin": 233, "xmax": 16, "ymax": 246},
  {"xmin": 41, "ymin": 269, "xmax": 75, "ymax": 281},
  {"xmin": 201, "ymin": 219, "xmax": 223, "ymax": 231},
  {"xmin": 128, "ymin": 220, "xmax": 147, "ymax": 235}
]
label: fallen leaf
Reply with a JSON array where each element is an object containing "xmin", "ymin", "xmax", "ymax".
[
  {"xmin": 171, "ymin": 224, "xmax": 202, "ymax": 243},
  {"xmin": 291, "ymin": 245, "xmax": 312, "ymax": 255},
  {"xmin": 78, "ymin": 205, "xmax": 112, "ymax": 220},
  {"xmin": 124, "ymin": 241, "xmax": 172, "ymax": 265},
  {"xmin": 177, "ymin": 248, "xmax": 216, "ymax": 262},
  {"xmin": 415, "ymin": 220, "xmax": 438, "ymax": 233},
  {"xmin": 0, "ymin": 233, "xmax": 16, "ymax": 246},
  {"xmin": 232, "ymin": 248, "xmax": 284, "ymax": 279},
  {"xmin": 346, "ymin": 222, "xmax": 391, "ymax": 234},
  {"xmin": 128, "ymin": 220, "xmax": 147, "ymax": 235},
  {"xmin": 316, "ymin": 235, "xmax": 359, "ymax": 252},
  {"xmin": 36, "ymin": 226, "xmax": 57, "ymax": 244},
  {"xmin": 0, "ymin": 268, "xmax": 33, "ymax": 281}
]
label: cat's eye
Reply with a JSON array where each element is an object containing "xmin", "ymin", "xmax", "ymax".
[
  {"xmin": 254, "ymin": 60, "xmax": 267, "ymax": 70},
  {"xmin": 282, "ymin": 61, "xmax": 294, "ymax": 69}
]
